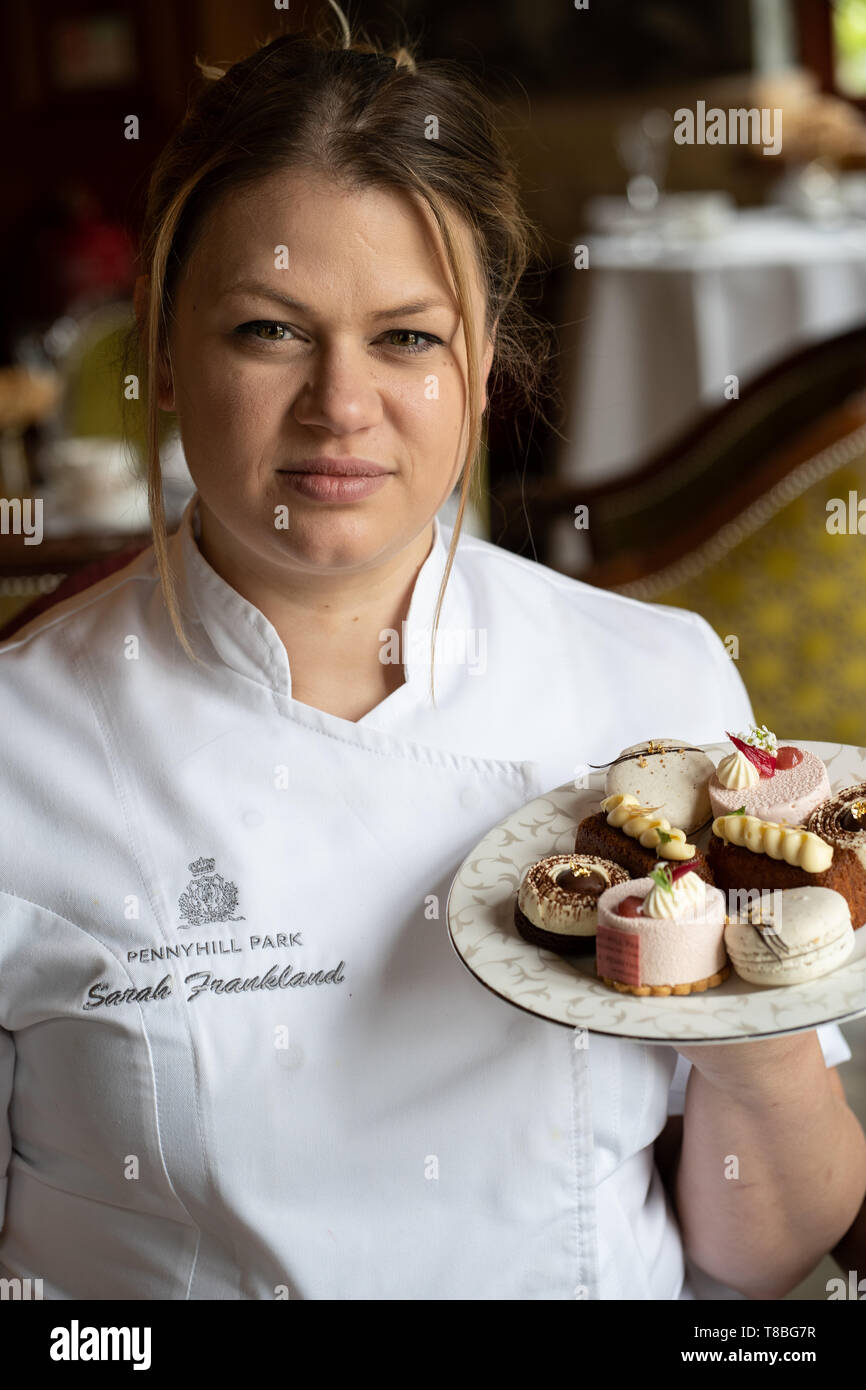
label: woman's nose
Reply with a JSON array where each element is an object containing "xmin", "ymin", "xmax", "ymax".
[{"xmin": 291, "ymin": 344, "xmax": 384, "ymax": 434}]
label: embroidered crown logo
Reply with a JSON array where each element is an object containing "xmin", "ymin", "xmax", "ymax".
[{"xmin": 178, "ymin": 857, "xmax": 246, "ymax": 928}]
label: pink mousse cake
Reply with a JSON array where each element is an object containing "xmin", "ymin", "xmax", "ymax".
[
  {"xmin": 708, "ymin": 746, "xmax": 831, "ymax": 826},
  {"xmin": 595, "ymin": 874, "xmax": 728, "ymax": 996}
]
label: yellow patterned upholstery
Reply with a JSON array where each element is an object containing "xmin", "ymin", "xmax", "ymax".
[
  {"xmin": 499, "ymin": 327, "xmax": 866, "ymax": 746},
  {"xmin": 617, "ymin": 447, "xmax": 866, "ymax": 745}
]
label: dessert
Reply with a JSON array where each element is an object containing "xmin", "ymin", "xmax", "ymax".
[
  {"xmin": 806, "ymin": 783, "xmax": 866, "ymax": 928},
  {"xmin": 725, "ymin": 886, "xmax": 855, "ymax": 986},
  {"xmin": 575, "ymin": 792, "xmax": 715, "ymax": 884},
  {"xmin": 709, "ymin": 812, "xmax": 833, "ymax": 872},
  {"xmin": 602, "ymin": 738, "xmax": 716, "ymax": 835},
  {"xmin": 595, "ymin": 861, "xmax": 729, "ymax": 996},
  {"xmin": 708, "ymin": 725, "xmax": 831, "ymax": 826},
  {"xmin": 708, "ymin": 799, "xmax": 866, "ymax": 929},
  {"xmin": 515, "ymin": 853, "xmax": 630, "ymax": 954}
]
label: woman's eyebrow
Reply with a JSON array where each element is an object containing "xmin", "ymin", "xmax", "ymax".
[{"xmin": 219, "ymin": 279, "xmax": 452, "ymax": 320}]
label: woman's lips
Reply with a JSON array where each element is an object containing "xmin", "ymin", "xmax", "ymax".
[{"xmin": 277, "ymin": 471, "xmax": 391, "ymax": 501}]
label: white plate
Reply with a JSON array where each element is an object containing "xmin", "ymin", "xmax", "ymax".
[{"xmin": 446, "ymin": 741, "xmax": 866, "ymax": 1045}]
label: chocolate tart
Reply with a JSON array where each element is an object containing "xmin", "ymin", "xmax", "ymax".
[
  {"xmin": 806, "ymin": 784, "xmax": 866, "ymax": 929},
  {"xmin": 514, "ymin": 853, "xmax": 629, "ymax": 956}
]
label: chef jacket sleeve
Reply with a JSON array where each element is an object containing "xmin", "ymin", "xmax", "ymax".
[
  {"xmin": 0, "ymin": 1025, "xmax": 12, "ymax": 1229},
  {"xmin": 685, "ymin": 609, "xmax": 757, "ymax": 731},
  {"xmin": 667, "ymin": 1023, "xmax": 854, "ymax": 1116}
]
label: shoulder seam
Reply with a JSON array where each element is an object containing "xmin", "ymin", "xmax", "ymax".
[
  {"xmin": 0, "ymin": 563, "xmax": 157, "ymax": 655},
  {"xmin": 0, "ymin": 884, "xmax": 110, "ymax": 937},
  {"xmin": 451, "ymin": 534, "xmax": 699, "ymax": 623}
]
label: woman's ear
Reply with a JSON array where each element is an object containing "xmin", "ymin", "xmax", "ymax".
[{"xmin": 134, "ymin": 274, "xmax": 175, "ymax": 411}]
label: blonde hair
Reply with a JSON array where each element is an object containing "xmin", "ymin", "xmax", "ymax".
[{"xmin": 136, "ymin": 2, "xmax": 553, "ymax": 701}]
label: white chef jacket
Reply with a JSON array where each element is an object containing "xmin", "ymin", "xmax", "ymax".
[{"xmin": 0, "ymin": 494, "xmax": 851, "ymax": 1301}]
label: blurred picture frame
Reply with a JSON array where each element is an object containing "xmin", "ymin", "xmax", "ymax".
[{"xmin": 6, "ymin": 0, "xmax": 150, "ymax": 114}]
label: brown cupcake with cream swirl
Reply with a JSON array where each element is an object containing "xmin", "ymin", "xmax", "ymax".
[{"xmin": 805, "ymin": 783, "xmax": 866, "ymax": 929}]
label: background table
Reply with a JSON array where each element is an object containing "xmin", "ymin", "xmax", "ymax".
[{"xmin": 560, "ymin": 208, "xmax": 866, "ymax": 484}]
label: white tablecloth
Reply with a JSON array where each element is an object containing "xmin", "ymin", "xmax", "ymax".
[{"xmin": 562, "ymin": 209, "xmax": 866, "ymax": 484}]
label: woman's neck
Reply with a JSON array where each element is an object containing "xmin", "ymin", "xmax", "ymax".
[{"xmin": 196, "ymin": 504, "xmax": 436, "ymax": 721}]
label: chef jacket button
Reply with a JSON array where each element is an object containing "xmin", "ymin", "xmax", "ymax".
[
  {"xmin": 242, "ymin": 810, "xmax": 265, "ymax": 827},
  {"xmin": 459, "ymin": 785, "xmax": 481, "ymax": 810}
]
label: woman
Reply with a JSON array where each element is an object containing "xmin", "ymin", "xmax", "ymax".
[{"xmin": 0, "ymin": 14, "xmax": 863, "ymax": 1301}]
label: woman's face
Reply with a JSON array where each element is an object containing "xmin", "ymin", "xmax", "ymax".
[{"xmin": 161, "ymin": 168, "xmax": 494, "ymax": 579}]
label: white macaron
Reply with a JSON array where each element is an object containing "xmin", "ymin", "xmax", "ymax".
[
  {"xmin": 724, "ymin": 886, "xmax": 855, "ymax": 986},
  {"xmin": 604, "ymin": 738, "xmax": 715, "ymax": 836}
]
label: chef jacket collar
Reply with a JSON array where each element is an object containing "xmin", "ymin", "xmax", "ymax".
[{"xmin": 170, "ymin": 493, "xmax": 466, "ymax": 706}]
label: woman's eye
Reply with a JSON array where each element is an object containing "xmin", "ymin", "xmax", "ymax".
[
  {"xmin": 235, "ymin": 320, "xmax": 293, "ymax": 341},
  {"xmin": 381, "ymin": 329, "xmax": 441, "ymax": 355},
  {"xmin": 233, "ymin": 322, "xmax": 442, "ymax": 353}
]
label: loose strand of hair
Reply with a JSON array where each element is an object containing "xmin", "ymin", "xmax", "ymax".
[
  {"xmin": 143, "ymin": 165, "xmax": 224, "ymax": 666},
  {"xmin": 418, "ymin": 188, "xmax": 482, "ymax": 708}
]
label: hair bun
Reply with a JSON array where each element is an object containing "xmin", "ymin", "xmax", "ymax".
[
  {"xmin": 345, "ymin": 46, "xmax": 416, "ymax": 77},
  {"xmin": 390, "ymin": 47, "xmax": 417, "ymax": 74},
  {"xmin": 195, "ymin": 42, "xmax": 416, "ymax": 84},
  {"xmin": 194, "ymin": 55, "xmax": 229, "ymax": 82}
]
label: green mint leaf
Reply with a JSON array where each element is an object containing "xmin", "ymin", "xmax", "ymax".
[{"xmin": 649, "ymin": 863, "xmax": 673, "ymax": 893}]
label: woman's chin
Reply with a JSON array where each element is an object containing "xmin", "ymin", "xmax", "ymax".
[{"xmin": 262, "ymin": 515, "xmax": 408, "ymax": 573}]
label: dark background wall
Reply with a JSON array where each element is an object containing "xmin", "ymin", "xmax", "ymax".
[{"xmin": 0, "ymin": 0, "xmax": 757, "ymax": 253}]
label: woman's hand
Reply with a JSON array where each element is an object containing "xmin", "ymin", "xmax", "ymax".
[{"xmin": 669, "ymin": 1029, "xmax": 866, "ymax": 1298}]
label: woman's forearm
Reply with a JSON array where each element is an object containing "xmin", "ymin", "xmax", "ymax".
[
  {"xmin": 831, "ymin": 1188, "xmax": 866, "ymax": 1276},
  {"xmin": 672, "ymin": 1032, "xmax": 866, "ymax": 1299}
]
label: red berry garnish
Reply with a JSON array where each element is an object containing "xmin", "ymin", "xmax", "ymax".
[
  {"xmin": 775, "ymin": 746, "xmax": 804, "ymax": 769},
  {"xmin": 669, "ymin": 858, "xmax": 701, "ymax": 882},
  {"xmin": 725, "ymin": 731, "xmax": 777, "ymax": 779},
  {"xmin": 617, "ymin": 895, "xmax": 645, "ymax": 918}
]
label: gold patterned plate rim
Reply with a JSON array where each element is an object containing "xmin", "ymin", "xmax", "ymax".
[{"xmin": 445, "ymin": 740, "xmax": 866, "ymax": 1045}]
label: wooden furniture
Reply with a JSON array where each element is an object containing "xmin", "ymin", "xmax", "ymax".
[{"xmin": 0, "ymin": 531, "xmax": 150, "ymax": 637}]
